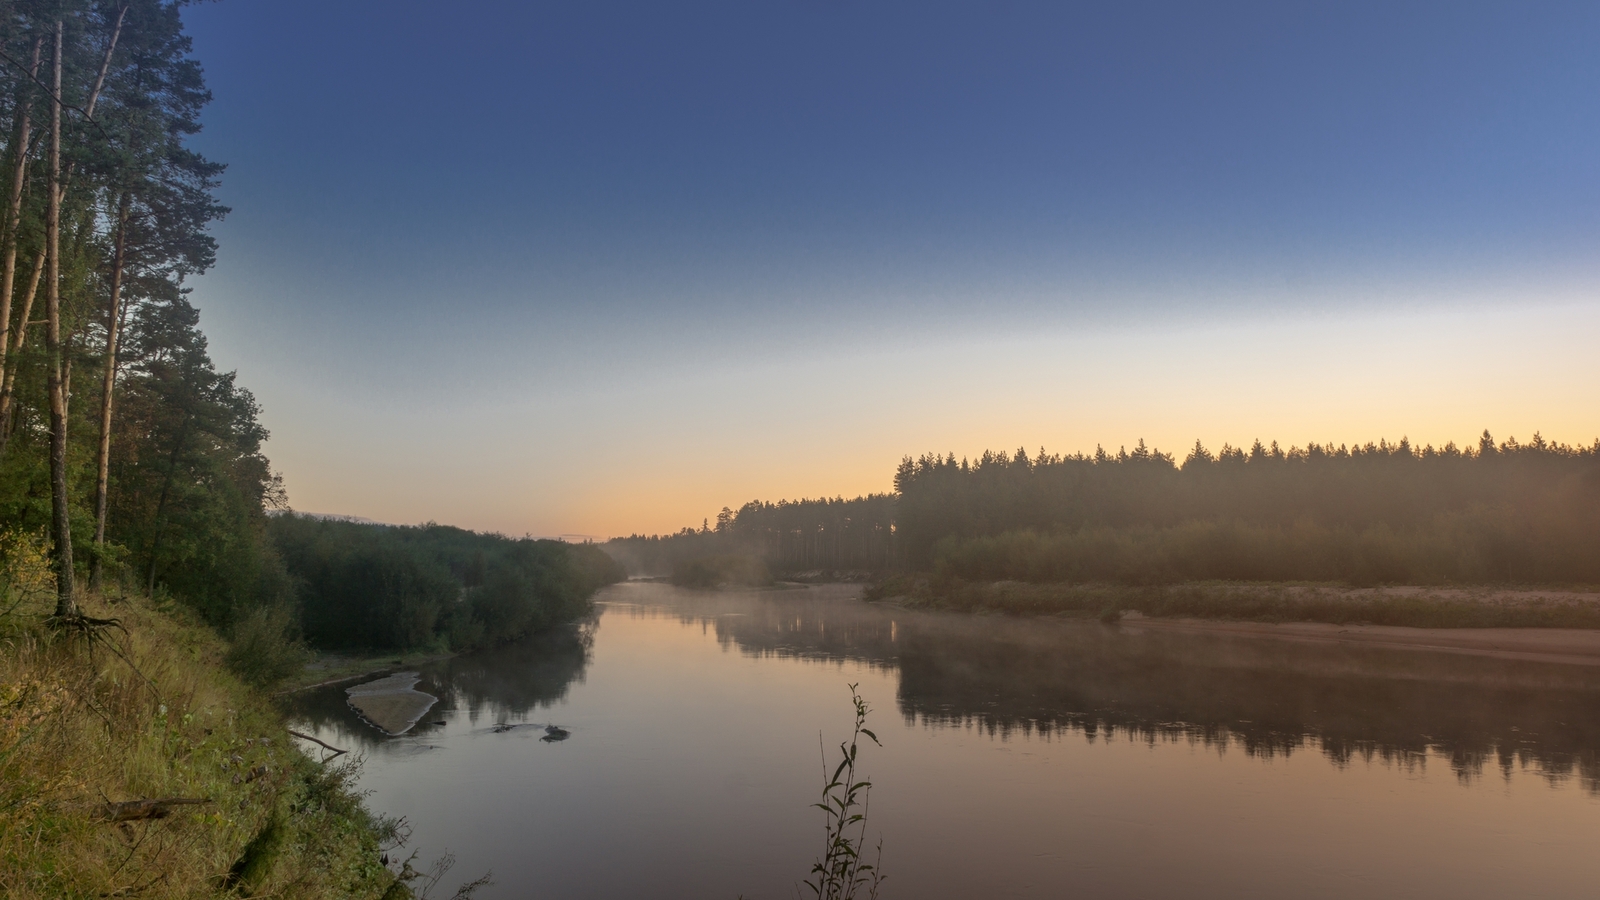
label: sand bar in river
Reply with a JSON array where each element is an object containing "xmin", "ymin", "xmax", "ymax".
[{"xmin": 345, "ymin": 672, "xmax": 438, "ymax": 734}]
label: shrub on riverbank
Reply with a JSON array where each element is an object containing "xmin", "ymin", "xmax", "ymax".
[
  {"xmin": 671, "ymin": 554, "xmax": 774, "ymax": 589},
  {"xmin": 867, "ymin": 575, "xmax": 1600, "ymax": 629},
  {"xmin": 0, "ymin": 585, "xmax": 407, "ymax": 898},
  {"xmin": 269, "ymin": 515, "xmax": 624, "ymax": 653},
  {"xmin": 930, "ymin": 509, "xmax": 1600, "ymax": 588}
]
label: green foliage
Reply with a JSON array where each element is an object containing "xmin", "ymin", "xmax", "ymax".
[
  {"xmin": 608, "ymin": 494, "xmax": 896, "ymax": 577},
  {"xmin": 222, "ymin": 806, "xmax": 287, "ymax": 893},
  {"xmin": 107, "ymin": 300, "xmax": 285, "ymax": 620},
  {"xmin": 804, "ymin": 683, "xmax": 884, "ymax": 900},
  {"xmin": 269, "ymin": 514, "xmax": 623, "ymax": 652},
  {"xmin": 0, "ymin": 0, "xmax": 273, "ymax": 631},
  {"xmin": 616, "ymin": 432, "xmax": 1600, "ymax": 589},
  {"xmin": 0, "ymin": 590, "xmax": 408, "ymax": 899},
  {"xmin": 670, "ymin": 554, "xmax": 773, "ymax": 588},
  {"xmin": 225, "ymin": 602, "xmax": 310, "ymax": 688},
  {"xmin": 904, "ymin": 434, "xmax": 1600, "ymax": 585},
  {"xmin": 870, "ymin": 576, "xmax": 1600, "ymax": 629}
]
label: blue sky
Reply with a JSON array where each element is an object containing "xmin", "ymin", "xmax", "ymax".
[{"xmin": 180, "ymin": 1, "xmax": 1600, "ymax": 536}]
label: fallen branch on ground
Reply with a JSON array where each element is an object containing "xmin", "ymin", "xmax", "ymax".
[
  {"xmin": 100, "ymin": 797, "xmax": 211, "ymax": 822},
  {"xmin": 288, "ymin": 728, "xmax": 348, "ymax": 758}
]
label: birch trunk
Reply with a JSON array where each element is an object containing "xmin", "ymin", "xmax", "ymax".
[
  {"xmin": 90, "ymin": 194, "xmax": 131, "ymax": 590},
  {"xmin": 46, "ymin": 20, "xmax": 74, "ymax": 618}
]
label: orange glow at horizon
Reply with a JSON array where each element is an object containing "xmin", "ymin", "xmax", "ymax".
[{"xmin": 270, "ymin": 300, "xmax": 1600, "ymax": 539}]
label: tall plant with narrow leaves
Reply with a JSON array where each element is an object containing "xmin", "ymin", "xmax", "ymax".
[{"xmin": 803, "ymin": 683, "xmax": 885, "ymax": 900}]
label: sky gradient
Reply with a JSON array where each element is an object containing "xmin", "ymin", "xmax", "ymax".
[{"xmin": 179, "ymin": 1, "xmax": 1600, "ymax": 537}]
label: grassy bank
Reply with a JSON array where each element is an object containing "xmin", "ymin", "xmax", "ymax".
[
  {"xmin": 866, "ymin": 576, "xmax": 1600, "ymax": 629},
  {"xmin": 0, "ymin": 581, "xmax": 412, "ymax": 898}
]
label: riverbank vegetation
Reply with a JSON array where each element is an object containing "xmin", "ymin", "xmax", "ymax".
[
  {"xmin": 0, "ymin": 0, "xmax": 287, "ymax": 644},
  {"xmin": 608, "ymin": 494, "xmax": 895, "ymax": 578},
  {"xmin": 0, "ymin": 5, "xmax": 608, "ymax": 892},
  {"xmin": 669, "ymin": 553, "xmax": 773, "ymax": 589},
  {"xmin": 867, "ymin": 577, "xmax": 1600, "ymax": 629},
  {"xmin": 268, "ymin": 514, "xmax": 623, "ymax": 654},
  {"xmin": 0, "ymin": 549, "xmax": 407, "ymax": 898},
  {"xmin": 805, "ymin": 683, "xmax": 884, "ymax": 900},
  {"xmin": 0, "ymin": 0, "xmax": 615, "ymax": 677}
]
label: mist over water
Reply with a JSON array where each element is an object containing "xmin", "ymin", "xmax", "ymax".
[{"xmin": 291, "ymin": 583, "xmax": 1600, "ymax": 899}]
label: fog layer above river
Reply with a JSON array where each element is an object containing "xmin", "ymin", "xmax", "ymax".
[{"xmin": 291, "ymin": 582, "xmax": 1600, "ymax": 899}]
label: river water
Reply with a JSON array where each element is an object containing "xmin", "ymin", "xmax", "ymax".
[{"xmin": 288, "ymin": 581, "xmax": 1600, "ymax": 899}]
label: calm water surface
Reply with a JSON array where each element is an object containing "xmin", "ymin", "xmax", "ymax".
[{"xmin": 289, "ymin": 582, "xmax": 1600, "ymax": 899}]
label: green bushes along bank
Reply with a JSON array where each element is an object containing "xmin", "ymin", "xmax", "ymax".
[{"xmin": 269, "ymin": 514, "xmax": 624, "ymax": 654}]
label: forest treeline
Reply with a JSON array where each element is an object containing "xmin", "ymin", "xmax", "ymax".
[
  {"xmin": 606, "ymin": 493, "xmax": 896, "ymax": 578},
  {"xmin": 0, "ymin": 7, "xmax": 599, "ymax": 895},
  {"xmin": 0, "ymin": 3, "xmax": 615, "ymax": 677},
  {"xmin": 268, "ymin": 514, "xmax": 622, "ymax": 653},
  {"xmin": 0, "ymin": 0, "xmax": 269, "ymax": 625},
  {"xmin": 609, "ymin": 432, "xmax": 1600, "ymax": 587}
]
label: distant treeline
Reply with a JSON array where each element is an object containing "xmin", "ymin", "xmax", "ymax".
[
  {"xmin": 609, "ymin": 431, "xmax": 1600, "ymax": 587},
  {"xmin": 903, "ymin": 433, "xmax": 1600, "ymax": 585},
  {"xmin": 269, "ymin": 514, "xmax": 624, "ymax": 652},
  {"xmin": 606, "ymin": 494, "xmax": 895, "ymax": 577}
]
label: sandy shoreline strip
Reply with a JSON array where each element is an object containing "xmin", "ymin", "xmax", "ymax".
[
  {"xmin": 345, "ymin": 672, "xmax": 439, "ymax": 735},
  {"xmin": 1120, "ymin": 615, "xmax": 1600, "ymax": 666},
  {"xmin": 276, "ymin": 652, "xmax": 456, "ymax": 696}
]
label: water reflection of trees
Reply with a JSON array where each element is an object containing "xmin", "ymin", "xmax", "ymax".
[
  {"xmin": 651, "ymin": 587, "xmax": 1600, "ymax": 793},
  {"xmin": 285, "ymin": 621, "xmax": 595, "ymax": 748},
  {"xmin": 430, "ymin": 621, "xmax": 595, "ymax": 724},
  {"xmin": 608, "ymin": 586, "xmax": 896, "ymax": 673}
]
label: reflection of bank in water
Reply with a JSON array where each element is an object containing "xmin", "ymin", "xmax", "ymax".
[
  {"xmin": 664, "ymin": 585, "xmax": 1600, "ymax": 793},
  {"xmin": 344, "ymin": 671, "xmax": 438, "ymax": 735},
  {"xmin": 285, "ymin": 622, "xmax": 596, "ymax": 748}
]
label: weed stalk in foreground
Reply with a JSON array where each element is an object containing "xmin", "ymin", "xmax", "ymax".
[{"xmin": 803, "ymin": 683, "xmax": 884, "ymax": 900}]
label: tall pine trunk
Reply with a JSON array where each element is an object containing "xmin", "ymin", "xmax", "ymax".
[
  {"xmin": 0, "ymin": 15, "xmax": 122, "ymax": 461},
  {"xmin": 0, "ymin": 248, "xmax": 45, "ymax": 450},
  {"xmin": 90, "ymin": 193, "xmax": 132, "ymax": 590},
  {"xmin": 46, "ymin": 20, "xmax": 74, "ymax": 618},
  {"xmin": 0, "ymin": 36, "xmax": 41, "ymax": 410}
]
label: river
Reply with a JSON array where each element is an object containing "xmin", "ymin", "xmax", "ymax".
[{"xmin": 288, "ymin": 581, "xmax": 1600, "ymax": 899}]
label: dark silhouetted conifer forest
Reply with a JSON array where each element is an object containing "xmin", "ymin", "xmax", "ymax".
[{"xmin": 610, "ymin": 432, "xmax": 1600, "ymax": 587}]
